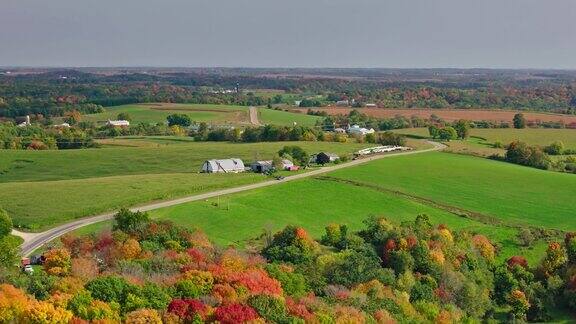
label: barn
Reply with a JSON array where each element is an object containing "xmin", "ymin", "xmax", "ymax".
[{"xmin": 201, "ymin": 158, "xmax": 245, "ymax": 173}]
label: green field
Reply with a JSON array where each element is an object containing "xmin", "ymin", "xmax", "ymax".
[
  {"xmin": 81, "ymin": 103, "xmax": 323, "ymax": 127},
  {"xmin": 83, "ymin": 103, "xmax": 250, "ymax": 125},
  {"xmin": 82, "ymin": 151, "xmax": 571, "ymax": 263},
  {"xmin": 396, "ymin": 127, "xmax": 576, "ymax": 149},
  {"xmin": 0, "ymin": 140, "xmax": 372, "ymax": 230},
  {"xmin": 0, "ymin": 140, "xmax": 370, "ymax": 183},
  {"xmin": 258, "ymin": 108, "xmax": 323, "ymax": 127}
]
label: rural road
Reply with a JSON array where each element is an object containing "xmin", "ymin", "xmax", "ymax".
[
  {"xmin": 14, "ymin": 141, "xmax": 445, "ymax": 256},
  {"xmin": 249, "ymin": 106, "xmax": 261, "ymax": 126}
]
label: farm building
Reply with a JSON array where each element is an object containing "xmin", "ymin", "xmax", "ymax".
[
  {"xmin": 355, "ymin": 146, "xmax": 410, "ymax": 156},
  {"xmin": 107, "ymin": 120, "xmax": 130, "ymax": 127},
  {"xmin": 311, "ymin": 152, "xmax": 340, "ymax": 164},
  {"xmin": 348, "ymin": 124, "xmax": 375, "ymax": 136},
  {"xmin": 251, "ymin": 159, "xmax": 295, "ymax": 173},
  {"xmin": 201, "ymin": 158, "xmax": 245, "ymax": 173}
]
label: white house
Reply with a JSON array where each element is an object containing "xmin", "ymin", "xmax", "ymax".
[
  {"xmin": 107, "ymin": 120, "xmax": 130, "ymax": 127},
  {"xmin": 365, "ymin": 103, "xmax": 377, "ymax": 108},
  {"xmin": 348, "ymin": 124, "xmax": 375, "ymax": 136},
  {"xmin": 336, "ymin": 100, "xmax": 349, "ymax": 106},
  {"xmin": 201, "ymin": 158, "xmax": 245, "ymax": 173}
]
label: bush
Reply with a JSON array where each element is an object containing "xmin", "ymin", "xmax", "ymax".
[
  {"xmin": 544, "ymin": 141, "xmax": 564, "ymax": 155},
  {"xmin": 113, "ymin": 208, "xmax": 150, "ymax": 233}
]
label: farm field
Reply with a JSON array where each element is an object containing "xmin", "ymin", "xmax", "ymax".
[
  {"xmin": 82, "ymin": 102, "xmax": 322, "ymax": 127},
  {"xmin": 0, "ymin": 140, "xmax": 378, "ymax": 230},
  {"xmin": 328, "ymin": 152, "xmax": 576, "ymax": 230},
  {"xmin": 258, "ymin": 108, "xmax": 323, "ymax": 127},
  {"xmin": 396, "ymin": 127, "xmax": 576, "ymax": 149},
  {"xmin": 83, "ymin": 103, "xmax": 250, "ymax": 125},
  {"xmin": 394, "ymin": 127, "xmax": 576, "ymax": 157},
  {"xmin": 296, "ymin": 107, "xmax": 576, "ymax": 124},
  {"xmin": 78, "ymin": 151, "xmax": 573, "ymax": 263},
  {"xmin": 0, "ymin": 140, "xmax": 371, "ymax": 183}
]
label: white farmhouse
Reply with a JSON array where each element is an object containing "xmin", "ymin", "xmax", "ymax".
[
  {"xmin": 348, "ymin": 124, "xmax": 375, "ymax": 136},
  {"xmin": 201, "ymin": 158, "xmax": 245, "ymax": 173}
]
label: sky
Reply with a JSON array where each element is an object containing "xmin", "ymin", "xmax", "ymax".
[{"xmin": 1, "ymin": 0, "xmax": 576, "ymax": 69}]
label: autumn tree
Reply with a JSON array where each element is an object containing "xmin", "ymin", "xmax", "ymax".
[{"xmin": 43, "ymin": 248, "xmax": 72, "ymax": 276}]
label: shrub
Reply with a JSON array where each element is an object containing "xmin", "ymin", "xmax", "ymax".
[{"xmin": 0, "ymin": 209, "xmax": 12, "ymax": 238}]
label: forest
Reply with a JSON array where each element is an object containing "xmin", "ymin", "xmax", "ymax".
[
  {"xmin": 1, "ymin": 68, "xmax": 576, "ymax": 119},
  {"xmin": 1, "ymin": 208, "xmax": 576, "ymax": 323}
]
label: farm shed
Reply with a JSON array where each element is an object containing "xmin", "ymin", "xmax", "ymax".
[
  {"xmin": 251, "ymin": 159, "xmax": 295, "ymax": 173},
  {"xmin": 251, "ymin": 161, "xmax": 274, "ymax": 173},
  {"xmin": 107, "ymin": 120, "xmax": 130, "ymax": 127},
  {"xmin": 312, "ymin": 152, "xmax": 340, "ymax": 164},
  {"xmin": 201, "ymin": 158, "xmax": 245, "ymax": 173}
]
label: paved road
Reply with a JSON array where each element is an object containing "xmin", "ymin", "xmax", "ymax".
[
  {"xmin": 249, "ymin": 106, "xmax": 261, "ymax": 126},
  {"xmin": 14, "ymin": 141, "xmax": 445, "ymax": 256}
]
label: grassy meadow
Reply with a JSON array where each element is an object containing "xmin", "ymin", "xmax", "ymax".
[
  {"xmin": 75, "ymin": 151, "xmax": 572, "ymax": 263},
  {"xmin": 83, "ymin": 103, "xmax": 250, "ymax": 125},
  {"xmin": 81, "ymin": 103, "xmax": 323, "ymax": 127},
  {"xmin": 396, "ymin": 127, "xmax": 576, "ymax": 148},
  {"xmin": 258, "ymin": 108, "xmax": 323, "ymax": 127},
  {"xmin": 0, "ymin": 140, "xmax": 373, "ymax": 230}
]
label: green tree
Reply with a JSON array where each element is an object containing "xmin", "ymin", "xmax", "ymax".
[
  {"xmin": 278, "ymin": 146, "xmax": 308, "ymax": 166},
  {"xmin": 167, "ymin": 114, "xmax": 192, "ymax": 127},
  {"xmin": 428, "ymin": 125, "xmax": 439, "ymax": 139},
  {"xmin": 437, "ymin": 126, "xmax": 457, "ymax": 141},
  {"xmin": 113, "ymin": 208, "xmax": 150, "ymax": 233},
  {"xmin": 544, "ymin": 141, "xmax": 564, "ymax": 155},
  {"xmin": 453, "ymin": 119, "xmax": 471, "ymax": 139},
  {"xmin": 0, "ymin": 208, "xmax": 13, "ymax": 238},
  {"xmin": 513, "ymin": 113, "xmax": 526, "ymax": 129},
  {"xmin": 116, "ymin": 112, "xmax": 132, "ymax": 121}
]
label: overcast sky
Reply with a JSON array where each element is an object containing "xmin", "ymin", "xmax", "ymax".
[{"xmin": 1, "ymin": 0, "xmax": 575, "ymax": 68}]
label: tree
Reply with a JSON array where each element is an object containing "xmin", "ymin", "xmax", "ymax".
[
  {"xmin": 113, "ymin": 208, "xmax": 150, "ymax": 233},
  {"xmin": 43, "ymin": 248, "xmax": 71, "ymax": 276},
  {"xmin": 0, "ymin": 236, "xmax": 19, "ymax": 267},
  {"xmin": 117, "ymin": 112, "xmax": 132, "ymax": 121},
  {"xmin": 214, "ymin": 304, "xmax": 259, "ymax": 324},
  {"xmin": 0, "ymin": 209, "xmax": 12, "ymax": 238},
  {"xmin": 125, "ymin": 309, "xmax": 162, "ymax": 324},
  {"xmin": 278, "ymin": 146, "xmax": 308, "ymax": 166},
  {"xmin": 63, "ymin": 110, "xmax": 82, "ymax": 125},
  {"xmin": 544, "ymin": 141, "xmax": 564, "ymax": 155},
  {"xmin": 453, "ymin": 120, "xmax": 471, "ymax": 139},
  {"xmin": 377, "ymin": 131, "xmax": 406, "ymax": 146},
  {"xmin": 166, "ymin": 114, "xmax": 192, "ymax": 127},
  {"xmin": 437, "ymin": 126, "xmax": 457, "ymax": 141},
  {"xmin": 428, "ymin": 125, "xmax": 439, "ymax": 139},
  {"xmin": 513, "ymin": 113, "xmax": 526, "ymax": 129},
  {"xmin": 248, "ymin": 294, "xmax": 288, "ymax": 323},
  {"xmin": 262, "ymin": 226, "xmax": 318, "ymax": 264}
]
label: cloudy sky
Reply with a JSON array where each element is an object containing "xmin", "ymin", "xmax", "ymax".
[{"xmin": 1, "ymin": 0, "xmax": 575, "ymax": 68}]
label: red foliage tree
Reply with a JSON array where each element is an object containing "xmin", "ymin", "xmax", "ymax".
[{"xmin": 214, "ymin": 304, "xmax": 259, "ymax": 324}]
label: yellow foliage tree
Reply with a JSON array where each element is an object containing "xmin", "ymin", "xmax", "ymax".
[
  {"xmin": 0, "ymin": 284, "xmax": 30, "ymax": 323},
  {"xmin": 44, "ymin": 248, "xmax": 72, "ymax": 276},
  {"xmin": 23, "ymin": 300, "xmax": 73, "ymax": 324},
  {"xmin": 125, "ymin": 308, "xmax": 162, "ymax": 324}
]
